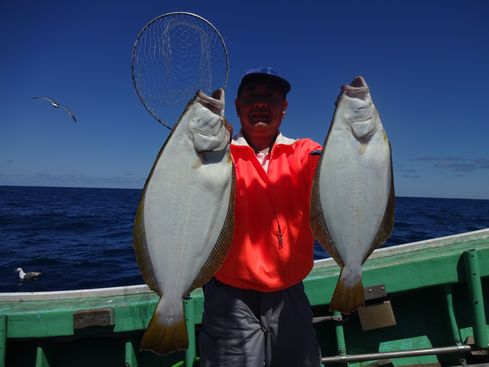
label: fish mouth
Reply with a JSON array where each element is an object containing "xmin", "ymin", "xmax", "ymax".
[
  {"xmin": 197, "ymin": 89, "xmax": 225, "ymax": 116},
  {"xmin": 342, "ymin": 76, "xmax": 369, "ymax": 97},
  {"xmin": 350, "ymin": 76, "xmax": 366, "ymax": 88},
  {"xmin": 211, "ymin": 88, "xmax": 223, "ymax": 100}
]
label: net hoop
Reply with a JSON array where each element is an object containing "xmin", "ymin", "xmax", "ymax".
[{"xmin": 131, "ymin": 12, "xmax": 229, "ymax": 129}]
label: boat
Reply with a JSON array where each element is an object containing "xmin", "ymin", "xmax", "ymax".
[{"xmin": 1, "ymin": 228, "xmax": 488, "ymax": 367}]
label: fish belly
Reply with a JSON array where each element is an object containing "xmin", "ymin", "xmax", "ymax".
[
  {"xmin": 143, "ymin": 134, "xmax": 232, "ymax": 300},
  {"xmin": 319, "ymin": 130, "xmax": 391, "ymax": 271}
]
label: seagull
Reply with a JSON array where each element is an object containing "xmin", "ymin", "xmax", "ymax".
[
  {"xmin": 16, "ymin": 267, "xmax": 42, "ymax": 280},
  {"xmin": 31, "ymin": 96, "xmax": 77, "ymax": 123}
]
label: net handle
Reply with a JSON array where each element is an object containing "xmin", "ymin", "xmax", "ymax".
[{"xmin": 131, "ymin": 12, "xmax": 230, "ymax": 129}]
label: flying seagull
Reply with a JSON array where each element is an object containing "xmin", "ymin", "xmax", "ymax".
[
  {"xmin": 31, "ymin": 96, "xmax": 77, "ymax": 123},
  {"xmin": 16, "ymin": 267, "xmax": 42, "ymax": 280}
]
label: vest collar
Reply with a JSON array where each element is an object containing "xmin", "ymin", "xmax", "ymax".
[{"xmin": 232, "ymin": 130, "xmax": 296, "ymax": 147}]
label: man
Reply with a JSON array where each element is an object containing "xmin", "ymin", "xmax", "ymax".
[{"xmin": 199, "ymin": 67, "xmax": 322, "ymax": 367}]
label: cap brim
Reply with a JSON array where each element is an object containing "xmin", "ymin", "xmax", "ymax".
[{"xmin": 240, "ymin": 73, "xmax": 291, "ymax": 94}]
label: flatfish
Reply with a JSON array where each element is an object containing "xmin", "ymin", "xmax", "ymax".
[
  {"xmin": 310, "ymin": 76, "xmax": 395, "ymax": 314},
  {"xmin": 133, "ymin": 89, "xmax": 235, "ymax": 355}
]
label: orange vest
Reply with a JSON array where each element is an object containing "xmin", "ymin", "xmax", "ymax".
[{"xmin": 215, "ymin": 136, "xmax": 322, "ymax": 292}]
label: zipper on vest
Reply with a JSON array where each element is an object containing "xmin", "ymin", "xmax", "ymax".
[
  {"xmin": 278, "ymin": 230, "xmax": 283, "ymax": 248},
  {"xmin": 267, "ymin": 144, "xmax": 284, "ymax": 250},
  {"xmin": 277, "ymin": 222, "xmax": 283, "ymax": 248}
]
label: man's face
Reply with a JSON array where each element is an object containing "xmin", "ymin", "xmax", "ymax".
[{"xmin": 235, "ymin": 79, "xmax": 288, "ymax": 137}]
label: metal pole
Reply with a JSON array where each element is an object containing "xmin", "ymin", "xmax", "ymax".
[
  {"xmin": 184, "ymin": 297, "xmax": 196, "ymax": 367},
  {"xmin": 464, "ymin": 250, "xmax": 489, "ymax": 348},
  {"xmin": 0, "ymin": 316, "xmax": 6, "ymax": 367},
  {"xmin": 35, "ymin": 346, "xmax": 49, "ymax": 367},
  {"xmin": 445, "ymin": 284, "xmax": 469, "ymax": 366},
  {"xmin": 333, "ymin": 311, "xmax": 347, "ymax": 357},
  {"xmin": 444, "ymin": 284, "xmax": 462, "ymax": 344},
  {"xmin": 124, "ymin": 341, "xmax": 138, "ymax": 367},
  {"xmin": 321, "ymin": 344, "xmax": 472, "ymax": 363}
]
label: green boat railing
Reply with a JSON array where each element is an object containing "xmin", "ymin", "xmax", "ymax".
[
  {"xmin": 1, "ymin": 228, "xmax": 488, "ymax": 367},
  {"xmin": 465, "ymin": 249, "xmax": 489, "ymax": 349},
  {"xmin": 0, "ymin": 315, "xmax": 6, "ymax": 366}
]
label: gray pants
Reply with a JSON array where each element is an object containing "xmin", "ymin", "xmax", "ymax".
[{"xmin": 199, "ymin": 279, "xmax": 321, "ymax": 367}]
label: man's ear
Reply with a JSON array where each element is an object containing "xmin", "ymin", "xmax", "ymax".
[
  {"xmin": 282, "ymin": 100, "xmax": 289, "ymax": 115},
  {"xmin": 235, "ymin": 98, "xmax": 241, "ymax": 116}
]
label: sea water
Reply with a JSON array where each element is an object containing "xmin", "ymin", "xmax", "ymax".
[{"xmin": 1, "ymin": 185, "xmax": 488, "ymax": 292}]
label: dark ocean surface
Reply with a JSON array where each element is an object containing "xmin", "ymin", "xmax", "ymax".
[{"xmin": 1, "ymin": 185, "xmax": 488, "ymax": 293}]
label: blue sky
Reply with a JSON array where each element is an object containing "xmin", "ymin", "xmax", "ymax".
[{"xmin": 1, "ymin": 0, "xmax": 488, "ymax": 199}]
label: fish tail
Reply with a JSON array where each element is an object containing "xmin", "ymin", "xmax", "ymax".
[
  {"xmin": 139, "ymin": 299, "xmax": 188, "ymax": 356},
  {"xmin": 329, "ymin": 268, "xmax": 364, "ymax": 314}
]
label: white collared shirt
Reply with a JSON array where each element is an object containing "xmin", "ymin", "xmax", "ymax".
[{"xmin": 232, "ymin": 131, "xmax": 296, "ymax": 173}]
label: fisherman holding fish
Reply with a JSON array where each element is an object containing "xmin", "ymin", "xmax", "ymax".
[
  {"xmin": 134, "ymin": 64, "xmax": 393, "ymax": 362},
  {"xmin": 199, "ymin": 67, "xmax": 323, "ymax": 367}
]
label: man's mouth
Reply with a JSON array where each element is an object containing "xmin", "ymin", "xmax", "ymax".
[{"xmin": 250, "ymin": 112, "xmax": 270, "ymax": 124}]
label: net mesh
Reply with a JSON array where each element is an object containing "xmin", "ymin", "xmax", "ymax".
[{"xmin": 131, "ymin": 13, "xmax": 229, "ymax": 128}]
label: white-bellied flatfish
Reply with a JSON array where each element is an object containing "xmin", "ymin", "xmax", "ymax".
[
  {"xmin": 133, "ymin": 89, "xmax": 235, "ymax": 355},
  {"xmin": 310, "ymin": 76, "xmax": 395, "ymax": 314}
]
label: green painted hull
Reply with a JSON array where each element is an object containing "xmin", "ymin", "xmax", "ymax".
[{"xmin": 1, "ymin": 229, "xmax": 489, "ymax": 367}]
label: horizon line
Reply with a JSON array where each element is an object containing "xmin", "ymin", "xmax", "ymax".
[{"xmin": 1, "ymin": 183, "xmax": 488, "ymax": 201}]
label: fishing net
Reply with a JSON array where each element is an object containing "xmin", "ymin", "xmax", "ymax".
[{"xmin": 131, "ymin": 12, "xmax": 229, "ymax": 129}]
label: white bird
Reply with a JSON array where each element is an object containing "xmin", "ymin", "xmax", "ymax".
[
  {"xmin": 31, "ymin": 96, "xmax": 77, "ymax": 123},
  {"xmin": 16, "ymin": 267, "xmax": 42, "ymax": 280}
]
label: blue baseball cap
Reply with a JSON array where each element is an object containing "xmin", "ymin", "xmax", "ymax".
[{"xmin": 237, "ymin": 66, "xmax": 291, "ymax": 96}]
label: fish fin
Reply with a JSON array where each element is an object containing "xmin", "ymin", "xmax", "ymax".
[
  {"xmin": 329, "ymin": 269, "xmax": 364, "ymax": 314},
  {"xmin": 133, "ymin": 191, "xmax": 161, "ymax": 295},
  {"xmin": 363, "ymin": 146, "xmax": 396, "ymax": 263},
  {"xmin": 310, "ymin": 169, "xmax": 344, "ymax": 267},
  {"xmin": 186, "ymin": 166, "xmax": 236, "ymax": 292},
  {"xmin": 379, "ymin": 144, "xmax": 396, "ymax": 240},
  {"xmin": 140, "ymin": 300, "xmax": 188, "ymax": 356}
]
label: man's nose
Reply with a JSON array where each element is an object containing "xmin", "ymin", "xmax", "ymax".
[{"xmin": 253, "ymin": 101, "xmax": 268, "ymax": 109}]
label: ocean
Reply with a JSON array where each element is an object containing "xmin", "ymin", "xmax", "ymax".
[{"xmin": 1, "ymin": 185, "xmax": 488, "ymax": 293}]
